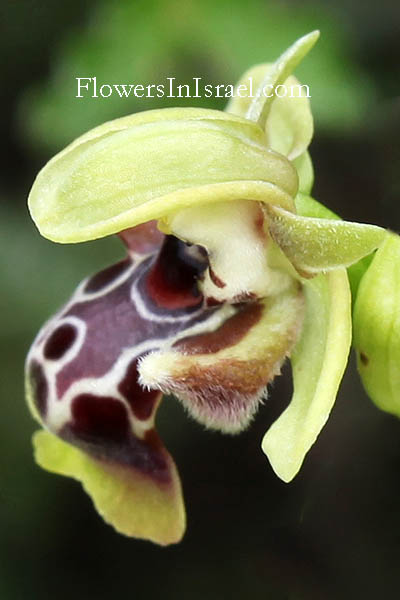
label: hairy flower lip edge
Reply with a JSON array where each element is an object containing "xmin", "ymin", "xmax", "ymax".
[{"xmin": 137, "ymin": 281, "xmax": 305, "ymax": 435}]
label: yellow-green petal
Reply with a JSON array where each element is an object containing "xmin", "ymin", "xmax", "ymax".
[
  {"xmin": 28, "ymin": 108, "xmax": 297, "ymax": 243},
  {"xmin": 242, "ymin": 31, "xmax": 319, "ymax": 129},
  {"xmin": 265, "ymin": 74, "xmax": 313, "ymax": 161},
  {"xmin": 264, "ymin": 203, "xmax": 386, "ymax": 276},
  {"xmin": 225, "ymin": 62, "xmax": 274, "ymax": 121},
  {"xmin": 227, "ymin": 68, "xmax": 313, "ymax": 162},
  {"xmin": 262, "ymin": 268, "xmax": 352, "ymax": 482},
  {"xmin": 226, "ymin": 43, "xmax": 314, "ymax": 162},
  {"xmin": 353, "ymin": 233, "xmax": 400, "ymax": 416},
  {"xmin": 33, "ymin": 429, "xmax": 186, "ymax": 546}
]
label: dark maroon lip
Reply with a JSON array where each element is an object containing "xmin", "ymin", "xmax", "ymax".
[
  {"xmin": 145, "ymin": 235, "xmax": 208, "ymax": 309},
  {"xmin": 26, "ymin": 225, "xmax": 279, "ymax": 493},
  {"xmin": 27, "ymin": 231, "xmax": 226, "ymax": 486}
]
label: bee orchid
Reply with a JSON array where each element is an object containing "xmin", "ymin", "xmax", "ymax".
[{"xmin": 26, "ymin": 32, "xmax": 386, "ymax": 545}]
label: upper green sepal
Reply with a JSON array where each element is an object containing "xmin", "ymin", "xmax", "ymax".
[{"xmin": 28, "ymin": 107, "xmax": 298, "ymax": 243}]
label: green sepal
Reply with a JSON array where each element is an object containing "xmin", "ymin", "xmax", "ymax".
[
  {"xmin": 264, "ymin": 202, "xmax": 386, "ymax": 277},
  {"xmin": 238, "ymin": 31, "xmax": 319, "ymax": 129},
  {"xmin": 262, "ymin": 267, "xmax": 352, "ymax": 482},
  {"xmin": 227, "ymin": 68, "xmax": 313, "ymax": 162},
  {"xmin": 28, "ymin": 107, "xmax": 298, "ymax": 243},
  {"xmin": 294, "ymin": 193, "xmax": 381, "ymax": 305},
  {"xmin": 265, "ymin": 74, "xmax": 313, "ymax": 161}
]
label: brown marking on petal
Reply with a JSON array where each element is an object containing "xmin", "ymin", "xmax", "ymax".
[
  {"xmin": 70, "ymin": 394, "xmax": 130, "ymax": 443},
  {"xmin": 61, "ymin": 395, "xmax": 171, "ymax": 482},
  {"xmin": 55, "ymin": 254, "xmax": 217, "ymax": 399},
  {"xmin": 43, "ymin": 324, "xmax": 77, "ymax": 360},
  {"xmin": 254, "ymin": 204, "xmax": 267, "ymax": 242},
  {"xmin": 81, "ymin": 439, "xmax": 184, "ymax": 543},
  {"xmin": 174, "ymin": 302, "xmax": 263, "ymax": 355},
  {"xmin": 209, "ymin": 267, "xmax": 226, "ymax": 288},
  {"xmin": 84, "ymin": 258, "xmax": 131, "ymax": 293},
  {"xmin": 206, "ymin": 297, "xmax": 224, "ymax": 307},
  {"xmin": 144, "ymin": 428, "xmax": 165, "ymax": 455},
  {"xmin": 119, "ymin": 221, "xmax": 165, "ymax": 254},
  {"xmin": 118, "ymin": 358, "xmax": 161, "ymax": 421},
  {"xmin": 88, "ymin": 436, "xmax": 174, "ymax": 488},
  {"xmin": 146, "ymin": 236, "xmax": 205, "ymax": 309},
  {"xmin": 28, "ymin": 360, "xmax": 48, "ymax": 418},
  {"xmin": 360, "ymin": 351, "xmax": 369, "ymax": 366}
]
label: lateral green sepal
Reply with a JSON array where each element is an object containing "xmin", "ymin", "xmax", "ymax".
[
  {"xmin": 262, "ymin": 268, "xmax": 352, "ymax": 482},
  {"xmin": 264, "ymin": 202, "xmax": 386, "ymax": 276}
]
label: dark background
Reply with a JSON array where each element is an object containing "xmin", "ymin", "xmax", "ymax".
[{"xmin": 1, "ymin": 0, "xmax": 400, "ymax": 598}]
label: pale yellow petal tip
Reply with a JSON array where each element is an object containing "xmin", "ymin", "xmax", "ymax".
[
  {"xmin": 282, "ymin": 31, "xmax": 320, "ymax": 66},
  {"xmin": 306, "ymin": 30, "xmax": 320, "ymax": 41},
  {"xmin": 298, "ymin": 30, "xmax": 320, "ymax": 49},
  {"xmin": 33, "ymin": 430, "xmax": 186, "ymax": 546},
  {"xmin": 261, "ymin": 435, "xmax": 302, "ymax": 484}
]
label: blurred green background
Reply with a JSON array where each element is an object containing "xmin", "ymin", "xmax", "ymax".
[{"xmin": 1, "ymin": 0, "xmax": 400, "ymax": 598}]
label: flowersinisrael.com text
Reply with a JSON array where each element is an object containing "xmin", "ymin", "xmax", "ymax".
[{"xmin": 76, "ymin": 77, "xmax": 311, "ymax": 99}]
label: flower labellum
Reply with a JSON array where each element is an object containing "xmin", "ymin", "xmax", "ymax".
[{"xmin": 26, "ymin": 32, "xmax": 387, "ymax": 544}]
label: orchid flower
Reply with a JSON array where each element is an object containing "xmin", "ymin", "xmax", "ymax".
[{"xmin": 25, "ymin": 32, "xmax": 387, "ymax": 545}]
